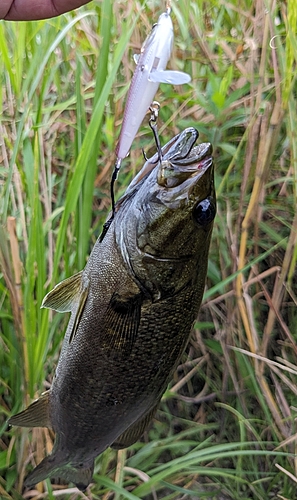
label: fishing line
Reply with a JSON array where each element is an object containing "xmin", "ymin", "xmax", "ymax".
[
  {"xmin": 99, "ymin": 159, "xmax": 120, "ymax": 242},
  {"xmin": 110, "ymin": 158, "xmax": 121, "ymax": 217},
  {"xmin": 109, "ymin": 101, "xmax": 162, "ymax": 230},
  {"xmin": 104, "ymin": 101, "xmax": 162, "ymax": 244}
]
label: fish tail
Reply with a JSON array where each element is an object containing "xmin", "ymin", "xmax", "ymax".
[
  {"xmin": 25, "ymin": 454, "xmax": 94, "ymax": 491},
  {"xmin": 24, "ymin": 454, "xmax": 58, "ymax": 487}
]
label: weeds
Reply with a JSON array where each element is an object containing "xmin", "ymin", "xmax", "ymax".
[{"xmin": 1, "ymin": 0, "xmax": 297, "ymax": 498}]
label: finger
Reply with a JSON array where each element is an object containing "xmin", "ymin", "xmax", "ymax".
[
  {"xmin": 2, "ymin": 0, "xmax": 91, "ymax": 21},
  {"xmin": 0, "ymin": 0, "xmax": 13, "ymax": 19}
]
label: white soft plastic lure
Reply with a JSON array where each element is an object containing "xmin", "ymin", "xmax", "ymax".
[{"xmin": 115, "ymin": 8, "xmax": 191, "ymax": 165}]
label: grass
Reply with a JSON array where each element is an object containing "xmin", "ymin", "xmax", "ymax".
[{"xmin": 1, "ymin": 0, "xmax": 297, "ymax": 498}]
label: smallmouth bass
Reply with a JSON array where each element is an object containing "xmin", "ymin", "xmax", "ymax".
[{"xmin": 8, "ymin": 127, "xmax": 216, "ymax": 490}]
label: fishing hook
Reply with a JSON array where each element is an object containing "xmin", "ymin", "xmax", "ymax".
[
  {"xmin": 142, "ymin": 148, "xmax": 148, "ymax": 161},
  {"xmin": 149, "ymin": 101, "xmax": 163, "ymax": 163}
]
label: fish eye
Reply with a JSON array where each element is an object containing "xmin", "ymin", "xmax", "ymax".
[{"xmin": 193, "ymin": 197, "xmax": 216, "ymax": 226}]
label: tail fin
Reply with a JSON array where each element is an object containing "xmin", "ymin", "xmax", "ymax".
[{"xmin": 25, "ymin": 454, "xmax": 94, "ymax": 491}]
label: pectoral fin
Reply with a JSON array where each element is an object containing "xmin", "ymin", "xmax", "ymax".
[
  {"xmin": 68, "ymin": 284, "xmax": 89, "ymax": 344},
  {"xmin": 8, "ymin": 391, "xmax": 51, "ymax": 428},
  {"xmin": 112, "ymin": 402, "xmax": 159, "ymax": 449},
  {"xmin": 149, "ymin": 69, "xmax": 191, "ymax": 85},
  {"xmin": 42, "ymin": 271, "xmax": 89, "ymax": 343},
  {"xmin": 101, "ymin": 291, "xmax": 143, "ymax": 357},
  {"xmin": 42, "ymin": 271, "xmax": 84, "ymax": 312}
]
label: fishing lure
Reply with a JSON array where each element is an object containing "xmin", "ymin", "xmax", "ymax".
[{"xmin": 110, "ymin": 4, "xmax": 191, "ymax": 214}]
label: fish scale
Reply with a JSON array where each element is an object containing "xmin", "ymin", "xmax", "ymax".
[{"xmin": 8, "ymin": 127, "xmax": 216, "ymax": 490}]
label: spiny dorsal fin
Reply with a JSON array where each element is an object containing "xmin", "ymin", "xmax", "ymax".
[
  {"xmin": 8, "ymin": 391, "xmax": 51, "ymax": 428},
  {"xmin": 41, "ymin": 271, "xmax": 84, "ymax": 312}
]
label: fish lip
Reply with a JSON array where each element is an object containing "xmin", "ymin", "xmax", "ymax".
[
  {"xmin": 194, "ymin": 154, "xmax": 213, "ymax": 172},
  {"xmin": 191, "ymin": 145, "xmax": 213, "ymax": 172},
  {"xmin": 189, "ymin": 142, "xmax": 213, "ymax": 161},
  {"xmin": 156, "ymin": 140, "xmax": 213, "ymax": 188},
  {"xmin": 173, "ymin": 142, "xmax": 213, "ymax": 167}
]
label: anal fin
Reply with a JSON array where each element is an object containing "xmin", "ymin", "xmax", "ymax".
[
  {"xmin": 8, "ymin": 391, "xmax": 51, "ymax": 428},
  {"xmin": 112, "ymin": 402, "xmax": 159, "ymax": 449}
]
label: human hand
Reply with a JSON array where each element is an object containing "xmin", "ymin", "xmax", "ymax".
[{"xmin": 0, "ymin": 0, "xmax": 92, "ymax": 21}]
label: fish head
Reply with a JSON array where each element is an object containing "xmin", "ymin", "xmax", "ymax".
[{"xmin": 115, "ymin": 127, "xmax": 216, "ymax": 299}]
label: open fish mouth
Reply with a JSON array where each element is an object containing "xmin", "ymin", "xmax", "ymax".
[
  {"xmin": 170, "ymin": 143, "xmax": 213, "ymax": 172},
  {"xmin": 113, "ymin": 127, "xmax": 214, "ymax": 216},
  {"xmin": 162, "ymin": 128, "xmax": 212, "ymax": 166},
  {"xmin": 121, "ymin": 127, "xmax": 212, "ymax": 196},
  {"xmin": 157, "ymin": 130, "xmax": 213, "ymax": 189}
]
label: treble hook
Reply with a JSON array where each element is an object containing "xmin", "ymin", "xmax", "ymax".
[{"xmin": 149, "ymin": 101, "xmax": 163, "ymax": 162}]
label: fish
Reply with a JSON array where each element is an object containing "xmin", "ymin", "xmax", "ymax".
[
  {"xmin": 8, "ymin": 127, "xmax": 216, "ymax": 491},
  {"xmin": 115, "ymin": 8, "xmax": 191, "ymax": 166}
]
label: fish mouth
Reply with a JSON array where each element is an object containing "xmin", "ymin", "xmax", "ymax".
[
  {"xmin": 174, "ymin": 142, "xmax": 213, "ymax": 171},
  {"xmin": 184, "ymin": 142, "xmax": 213, "ymax": 165},
  {"xmin": 115, "ymin": 128, "xmax": 213, "ymax": 209},
  {"xmin": 157, "ymin": 140, "xmax": 213, "ymax": 189}
]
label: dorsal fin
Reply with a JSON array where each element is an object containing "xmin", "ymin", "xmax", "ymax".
[{"xmin": 8, "ymin": 391, "xmax": 51, "ymax": 428}]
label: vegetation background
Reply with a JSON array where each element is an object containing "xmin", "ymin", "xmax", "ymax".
[{"xmin": 1, "ymin": 0, "xmax": 297, "ymax": 498}]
